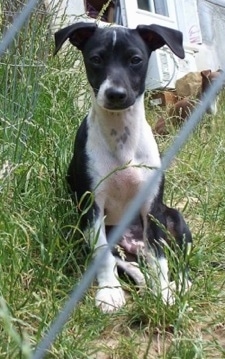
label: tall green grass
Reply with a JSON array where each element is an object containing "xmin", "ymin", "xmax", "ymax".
[{"xmin": 1, "ymin": 3, "xmax": 225, "ymax": 358}]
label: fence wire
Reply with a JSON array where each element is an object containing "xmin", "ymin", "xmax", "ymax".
[
  {"xmin": 0, "ymin": 0, "xmax": 39, "ymax": 56},
  {"xmin": 0, "ymin": 1, "xmax": 225, "ymax": 358}
]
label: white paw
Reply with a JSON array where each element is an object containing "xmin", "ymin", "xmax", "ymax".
[
  {"xmin": 162, "ymin": 286, "xmax": 175, "ymax": 305},
  {"xmin": 170, "ymin": 279, "xmax": 192, "ymax": 293},
  {"xmin": 162, "ymin": 279, "xmax": 192, "ymax": 305},
  {"xmin": 95, "ymin": 286, "xmax": 126, "ymax": 313}
]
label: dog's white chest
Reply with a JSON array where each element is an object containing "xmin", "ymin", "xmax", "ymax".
[
  {"xmin": 86, "ymin": 101, "xmax": 161, "ymax": 224},
  {"xmin": 86, "ymin": 131, "xmax": 160, "ymax": 224},
  {"xmin": 103, "ymin": 163, "xmax": 147, "ymax": 224}
]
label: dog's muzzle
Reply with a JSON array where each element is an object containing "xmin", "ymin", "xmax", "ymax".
[
  {"xmin": 104, "ymin": 87, "xmax": 135, "ymax": 110},
  {"xmin": 96, "ymin": 85, "xmax": 134, "ymax": 110}
]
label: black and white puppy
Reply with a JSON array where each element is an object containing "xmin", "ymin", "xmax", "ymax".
[{"xmin": 54, "ymin": 22, "xmax": 192, "ymax": 312}]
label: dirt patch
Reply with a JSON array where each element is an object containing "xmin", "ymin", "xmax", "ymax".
[
  {"xmin": 89, "ymin": 332, "xmax": 172, "ymax": 359},
  {"xmin": 89, "ymin": 322, "xmax": 225, "ymax": 359}
]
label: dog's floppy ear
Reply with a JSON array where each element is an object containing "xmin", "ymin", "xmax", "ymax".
[
  {"xmin": 54, "ymin": 22, "xmax": 97, "ymax": 55},
  {"xmin": 137, "ymin": 24, "xmax": 185, "ymax": 59}
]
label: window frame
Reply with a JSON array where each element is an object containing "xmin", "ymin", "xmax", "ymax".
[{"xmin": 120, "ymin": 0, "xmax": 178, "ymax": 29}]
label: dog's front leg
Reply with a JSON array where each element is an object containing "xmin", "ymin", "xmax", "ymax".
[{"xmin": 89, "ymin": 216, "xmax": 126, "ymax": 312}]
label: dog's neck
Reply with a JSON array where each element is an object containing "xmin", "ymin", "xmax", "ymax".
[
  {"xmin": 88, "ymin": 93, "xmax": 146, "ymax": 131},
  {"xmin": 87, "ymin": 93, "xmax": 147, "ymax": 159},
  {"xmin": 88, "ymin": 95, "xmax": 155, "ymax": 164}
]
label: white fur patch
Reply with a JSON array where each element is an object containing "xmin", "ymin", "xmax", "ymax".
[
  {"xmin": 87, "ymin": 95, "xmax": 161, "ymax": 225},
  {"xmin": 85, "ymin": 93, "xmax": 161, "ymax": 312},
  {"xmin": 96, "ymin": 78, "xmax": 113, "ymax": 108},
  {"xmin": 95, "ymin": 286, "xmax": 125, "ymax": 312},
  {"xmin": 115, "ymin": 257, "xmax": 145, "ymax": 286},
  {"xmin": 86, "ymin": 218, "xmax": 125, "ymax": 312},
  {"xmin": 157, "ymin": 257, "xmax": 175, "ymax": 304},
  {"xmin": 112, "ymin": 30, "xmax": 117, "ymax": 47},
  {"xmin": 96, "ymin": 77, "xmax": 126, "ymax": 109}
]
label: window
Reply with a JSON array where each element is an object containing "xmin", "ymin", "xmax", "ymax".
[
  {"xmin": 120, "ymin": 0, "xmax": 177, "ymax": 28},
  {"xmin": 137, "ymin": 0, "xmax": 169, "ymax": 17}
]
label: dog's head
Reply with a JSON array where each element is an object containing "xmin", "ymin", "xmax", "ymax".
[{"xmin": 54, "ymin": 22, "xmax": 184, "ymax": 111}]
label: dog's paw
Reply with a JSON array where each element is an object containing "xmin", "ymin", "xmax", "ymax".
[
  {"xmin": 95, "ymin": 286, "xmax": 126, "ymax": 313},
  {"xmin": 161, "ymin": 286, "xmax": 175, "ymax": 305},
  {"xmin": 161, "ymin": 279, "xmax": 192, "ymax": 305},
  {"xmin": 170, "ymin": 279, "xmax": 192, "ymax": 293}
]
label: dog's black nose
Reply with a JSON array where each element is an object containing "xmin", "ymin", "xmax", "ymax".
[{"xmin": 105, "ymin": 87, "xmax": 127, "ymax": 103}]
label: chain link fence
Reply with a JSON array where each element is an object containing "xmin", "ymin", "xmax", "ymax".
[{"xmin": 0, "ymin": 1, "xmax": 225, "ymax": 358}]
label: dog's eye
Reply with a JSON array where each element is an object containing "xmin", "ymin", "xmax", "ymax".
[
  {"xmin": 90, "ymin": 56, "xmax": 102, "ymax": 65},
  {"xmin": 130, "ymin": 56, "xmax": 142, "ymax": 65}
]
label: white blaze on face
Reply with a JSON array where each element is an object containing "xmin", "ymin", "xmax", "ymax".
[
  {"xmin": 96, "ymin": 78, "xmax": 113, "ymax": 108},
  {"xmin": 112, "ymin": 30, "xmax": 117, "ymax": 47}
]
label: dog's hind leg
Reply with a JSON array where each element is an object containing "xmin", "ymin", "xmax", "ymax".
[
  {"xmin": 141, "ymin": 195, "xmax": 180, "ymax": 304},
  {"xmin": 142, "ymin": 211, "xmax": 174, "ymax": 304},
  {"xmin": 164, "ymin": 206, "xmax": 192, "ymax": 293},
  {"xmin": 145, "ymin": 247, "xmax": 175, "ymax": 304},
  {"xmin": 115, "ymin": 256, "xmax": 145, "ymax": 287}
]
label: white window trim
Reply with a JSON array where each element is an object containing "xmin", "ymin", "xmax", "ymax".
[{"xmin": 120, "ymin": 0, "xmax": 178, "ymax": 29}]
